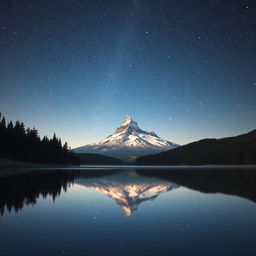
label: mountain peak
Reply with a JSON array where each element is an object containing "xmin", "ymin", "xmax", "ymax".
[
  {"xmin": 74, "ymin": 116, "xmax": 179, "ymax": 161},
  {"xmin": 115, "ymin": 116, "xmax": 140, "ymax": 134},
  {"xmin": 121, "ymin": 116, "xmax": 138, "ymax": 127},
  {"xmin": 123, "ymin": 116, "xmax": 132, "ymax": 123}
]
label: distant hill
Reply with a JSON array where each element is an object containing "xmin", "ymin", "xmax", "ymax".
[
  {"xmin": 136, "ymin": 129, "xmax": 256, "ymax": 165},
  {"xmin": 77, "ymin": 153, "xmax": 122, "ymax": 165}
]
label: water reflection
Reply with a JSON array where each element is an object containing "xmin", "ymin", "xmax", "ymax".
[
  {"xmin": 76, "ymin": 171, "xmax": 179, "ymax": 216},
  {"xmin": 137, "ymin": 168, "xmax": 256, "ymax": 203},
  {"xmin": 0, "ymin": 171, "xmax": 75, "ymax": 215},
  {"xmin": 1, "ymin": 167, "xmax": 256, "ymax": 216}
]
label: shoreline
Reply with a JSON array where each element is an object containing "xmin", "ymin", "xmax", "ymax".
[
  {"xmin": 0, "ymin": 158, "xmax": 78, "ymax": 168},
  {"xmin": 1, "ymin": 158, "xmax": 256, "ymax": 169},
  {"xmin": 1, "ymin": 164, "xmax": 256, "ymax": 178},
  {"xmin": 1, "ymin": 158, "xmax": 256, "ymax": 177}
]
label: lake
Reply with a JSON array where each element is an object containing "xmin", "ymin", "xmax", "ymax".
[{"xmin": 1, "ymin": 166, "xmax": 256, "ymax": 256}]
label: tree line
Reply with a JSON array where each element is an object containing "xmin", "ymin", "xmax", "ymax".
[{"xmin": 0, "ymin": 113, "xmax": 78, "ymax": 164}]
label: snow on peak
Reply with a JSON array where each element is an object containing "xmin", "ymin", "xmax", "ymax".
[
  {"xmin": 75, "ymin": 117, "xmax": 179, "ymax": 152},
  {"xmin": 120, "ymin": 116, "xmax": 139, "ymax": 128},
  {"xmin": 114, "ymin": 116, "xmax": 140, "ymax": 134},
  {"xmin": 122, "ymin": 116, "xmax": 133, "ymax": 126}
]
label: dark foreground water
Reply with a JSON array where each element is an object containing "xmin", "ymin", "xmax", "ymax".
[{"xmin": 1, "ymin": 166, "xmax": 256, "ymax": 256}]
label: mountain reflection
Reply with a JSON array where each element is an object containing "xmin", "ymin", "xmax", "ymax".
[
  {"xmin": 76, "ymin": 171, "xmax": 179, "ymax": 216},
  {"xmin": 0, "ymin": 171, "xmax": 75, "ymax": 216},
  {"xmin": 1, "ymin": 167, "xmax": 256, "ymax": 217}
]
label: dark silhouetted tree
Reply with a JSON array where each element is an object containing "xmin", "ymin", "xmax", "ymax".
[{"xmin": 0, "ymin": 113, "xmax": 78, "ymax": 164}]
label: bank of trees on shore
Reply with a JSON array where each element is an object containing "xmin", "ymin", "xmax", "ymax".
[{"xmin": 0, "ymin": 113, "xmax": 78, "ymax": 164}]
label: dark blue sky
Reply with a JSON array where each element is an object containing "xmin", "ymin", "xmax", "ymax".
[{"xmin": 1, "ymin": 0, "xmax": 256, "ymax": 147}]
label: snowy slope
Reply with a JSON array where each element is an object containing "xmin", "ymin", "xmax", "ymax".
[{"xmin": 74, "ymin": 116, "xmax": 179, "ymax": 160}]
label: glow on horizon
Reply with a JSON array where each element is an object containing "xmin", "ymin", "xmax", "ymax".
[{"xmin": 47, "ymin": 115, "xmax": 255, "ymax": 149}]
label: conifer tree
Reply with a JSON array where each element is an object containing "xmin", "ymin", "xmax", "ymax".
[{"xmin": 0, "ymin": 114, "xmax": 78, "ymax": 164}]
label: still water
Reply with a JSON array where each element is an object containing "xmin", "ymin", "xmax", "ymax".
[{"xmin": 1, "ymin": 167, "xmax": 256, "ymax": 256}]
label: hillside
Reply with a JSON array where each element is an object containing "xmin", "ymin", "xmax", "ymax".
[{"xmin": 136, "ymin": 129, "xmax": 256, "ymax": 165}]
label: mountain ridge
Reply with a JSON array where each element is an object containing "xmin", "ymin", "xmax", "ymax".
[
  {"xmin": 136, "ymin": 129, "xmax": 256, "ymax": 165},
  {"xmin": 74, "ymin": 116, "xmax": 179, "ymax": 161}
]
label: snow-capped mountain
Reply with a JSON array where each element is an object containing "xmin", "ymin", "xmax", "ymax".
[
  {"xmin": 74, "ymin": 116, "xmax": 179, "ymax": 161},
  {"xmin": 76, "ymin": 173, "xmax": 179, "ymax": 216}
]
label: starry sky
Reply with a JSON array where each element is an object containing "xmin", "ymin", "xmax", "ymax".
[{"xmin": 1, "ymin": 0, "xmax": 256, "ymax": 147}]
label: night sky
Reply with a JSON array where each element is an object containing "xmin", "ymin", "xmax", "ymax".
[{"xmin": 1, "ymin": 0, "xmax": 256, "ymax": 147}]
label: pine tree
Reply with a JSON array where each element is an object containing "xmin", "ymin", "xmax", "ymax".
[{"xmin": 0, "ymin": 114, "xmax": 78, "ymax": 164}]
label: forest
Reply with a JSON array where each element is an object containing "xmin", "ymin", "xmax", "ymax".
[{"xmin": 0, "ymin": 113, "xmax": 78, "ymax": 164}]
